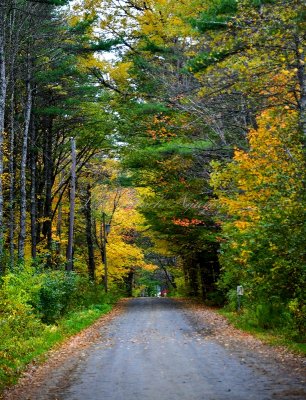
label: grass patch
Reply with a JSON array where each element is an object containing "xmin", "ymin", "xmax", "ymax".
[
  {"xmin": 218, "ymin": 308, "xmax": 306, "ymax": 356},
  {"xmin": 0, "ymin": 302, "xmax": 115, "ymax": 392},
  {"xmin": 60, "ymin": 304, "xmax": 112, "ymax": 335}
]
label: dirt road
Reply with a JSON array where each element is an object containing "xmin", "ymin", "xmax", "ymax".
[{"xmin": 3, "ymin": 298, "xmax": 306, "ymax": 400}]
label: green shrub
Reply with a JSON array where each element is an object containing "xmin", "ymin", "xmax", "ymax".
[
  {"xmin": 288, "ymin": 298, "xmax": 306, "ymax": 339},
  {"xmin": 224, "ymin": 288, "xmax": 240, "ymax": 311},
  {"xmin": 253, "ymin": 301, "xmax": 291, "ymax": 329},
  {"xmin": 36, "ymin": 271, "xmax": 79, "ymax": 323},
  {"xmin": 204, "ymin": 290, "xmax": 226, "ymax": 306},
  {"xmin": 0, "ymin": 267, "xmax": 118, "ymax": 390},
  {"xmin": 35, "ymin": 271, "xmax": 109, "ymax": 324},
  {"xmin": 0, "ymin": 275, "xmax": 45, "ymax": 387}
]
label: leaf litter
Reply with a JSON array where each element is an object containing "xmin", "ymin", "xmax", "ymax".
[{"xmin": 1, "ymin": 298, "xmax": 306, "ymax": 400}]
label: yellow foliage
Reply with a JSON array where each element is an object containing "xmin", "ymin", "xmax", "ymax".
[
  {"xmin": 137, "ymin": 0, "xmax": 200, "ymax": 42},
  {"xmin": 77, "ymin": 55, "xmax": 110, "ymax": 73},
  {"xmin": 211, "ymin": 108, "xmax": 304, "ymax": 235},
  {"xmin": 90, "ymin": 163, "xmax": 156, "ymax": 282},
  {"xmin": 109, "ymin": 62, "xmax": 133, "ymax": 85}
]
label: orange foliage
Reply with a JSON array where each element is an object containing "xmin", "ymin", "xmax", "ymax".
[{"xmin": 172, "ymin": 218, "xmax": 203, "ymax": 227}]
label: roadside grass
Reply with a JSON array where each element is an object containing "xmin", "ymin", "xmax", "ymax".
[
  {"xmin": 0, "ymin": 303, "xmax": 114, "ymax": 392},
  {"xmin": 218, "ymin": 309, "xmax": 306, "ymax": 356}
]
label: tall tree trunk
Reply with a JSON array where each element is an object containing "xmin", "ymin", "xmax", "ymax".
[
  {"xmin": 66, "ymin": 137, "xmax": 76, "ymax": 271},
  {"xmin": 0, "ymin": 4, "xmax": 7, "ymax": 271},
  {"xmin": 36, "ymin": 174, "xmax": 45, "ymax": 246},
  {"xmin": 102, "ymin": 212, "xmax": 108, "ymax": 293},
  {"xmin": 85, "ymin": 183, "xmax": 95, "ymax": 281},
  {"xmin": 56, "ymin": 171, "xmax": 64, "ymax": 254},
  {"xmin": 295, "ymin": 35, "xmax": 306, "ymax": 141},
  {"xmin": 187, "ymin": 257, "xmax": 199, "ymax": 297},
  {"xmin": 7, "ymin": 2, "xmax": 18, "ymax": 269},
  {"xmin": 42, "ymin": 117, "xmax": 53, "ymax": 253},
  {"xmin": 8, "ymin": 85, "xmax": 16, "ymax": 267},
  {"xmin": 125, "ymin": 270, "xmax": 134, "ymax": 297},
  {"xmin": 93, "ymin": 216, "xmax": 105, "ymax": 282},
  {"xmin": 30, "ymin": 117, "xmax": 37, "ymax": 259},
  {"xmin": 18, "ymin": 61, "xmax": 32, "ymax": 261}
]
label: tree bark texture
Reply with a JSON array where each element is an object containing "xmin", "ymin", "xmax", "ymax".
[
  {"xmin": 85, "ymin": 183, "xmax": 95, "ymax": 281},
  {"xmin": 295, "ymin": 35, "xmax": 306, "ymax": 141},
  {"xmin": 56, "ymin": 171, "xmax": 64, "ymax": 253},
  {"xmin": 102, "ymin": 212, "xmax": 108, "ymax": 293},
  {"xmin": 42, "ymin": 117, "xmax": 54, "ymax": 251},
  {"xmin": 66, "ymin": 137, "xmax": 76, "ymax": 271},
  {"xmin": 30, "ymin": 118, "xmax": 37, "ymax": 259},
  {"xmin": 18, "ymin": 63, "xmax": 32, "ymax": 261},
  {"xmin": 8, "ymin": 84, "xmax": 16, "ymax": 267},
  {"xmin": 0, "ymin": 4, "xmax": 7, "ymax": 269}
]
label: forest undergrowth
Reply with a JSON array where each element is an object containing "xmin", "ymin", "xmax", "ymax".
[{"xmin": 0, "ymin": 265, "xmax": 121, "ymax": 390}]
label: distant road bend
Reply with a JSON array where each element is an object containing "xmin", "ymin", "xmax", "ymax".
[{"xmin": 4, "ymin": 298, "xmax": 306, "ymax": 400}]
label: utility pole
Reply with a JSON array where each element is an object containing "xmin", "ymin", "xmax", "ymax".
[{"xmin": 66, "ymin": 137, "xmax": 76, "ymax": 271}]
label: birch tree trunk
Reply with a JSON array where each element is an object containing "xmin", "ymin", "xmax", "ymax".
[
  {"xmin": 66, "ymin": 137, "xmax": 76, "ymax": 271},
  {"xmin": 18, "ymin": 60, "xmax": 32, "ymax": 261}
]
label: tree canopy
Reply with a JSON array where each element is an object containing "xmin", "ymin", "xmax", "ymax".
[{"xmin": 0, "ymin": 2, "xmax": 304, "ymax": 376}]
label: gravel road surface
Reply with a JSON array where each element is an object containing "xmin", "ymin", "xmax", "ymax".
[{"xmin": 3, "ymin": 298, "xmax": 306, "ymax": 400}]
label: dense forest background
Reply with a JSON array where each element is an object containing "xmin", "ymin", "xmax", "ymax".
[{"xmin": 0, "ymin": 0, "xmax": 305, "ymax": 387}]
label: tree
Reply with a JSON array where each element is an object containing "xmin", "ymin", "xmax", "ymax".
[
  {"xmin": 84, "ymin": 183, "xmax": 96, "ymax": 281},
  {"xmin": 66, "ymin": 137, "xmax": 76, "ymax": 271},
  {"xmin": 210, "ymin": 107, "xmax": 305, "ymax": 330},
  {"xmin": 0, "ymin": 1, "xmax": 8, "ymax": 269}
]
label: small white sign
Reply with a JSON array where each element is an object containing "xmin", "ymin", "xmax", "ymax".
[{"xmin": 237, "ymin": 285, "xmax": 244, "ymax": 296}]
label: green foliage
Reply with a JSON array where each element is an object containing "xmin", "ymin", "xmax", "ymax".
[
  {"xmin": 0, "ymin": 302, "xmax": 113, "ymax": 390},
  {"xmin": 204, "ymin": 290, "xmax": 226, "ymax": 306},
  {"xmin": 254, "ymin": 302, "xmax": 291, "ymax": 330},
  {"xmin": 211, "ymin": 109, "xmax": 305, "ymax": 337},
  {"xmin": 36, "ymin": 271, "xmax": 79, "ymax": 323},
  {"xmin": 35, "ymin": 271, "xmax": 119, "ymax": 324},
  {"xmin": 0, "ymin": 266, "xmax": 118, "ymax": 390},
  {"xmin": 168, "ymin": 276, "xmax": 190, "ymax": 297},
  {"xmin": 224, "ymin": 291, "xmax": 293, "ymax": 330},
  {"xmin": 219, "ymin": 308, "xmax": 306, "ymax": 355},
  {"xmin": 129, "ymin": 101, "xmax": 169, "ymax": 116},
  {"xmin": 140, "ymin": 39, "xmax": 170, "ymax": 54},
  {"xmin": 250, "ymin": 0, "xmax": 277, "ymax": 7},
  {"xmin": 89, "ymin": 39, "xmax": 122, "ymax": 52},
  {"xmin": 69, "ymin": 39, "xmax": 123, "ymax": 54},
  {"xmin": 59, "ymin": 304, "xmax": 112, "ymax": 334},
  {"xmin": 29, "ymin": 0, "xmax": 70, "ymax": 5},
  {"xmin": 68, "ymin": 16, "xmax": 99, "ymax": 35},
  {"xmin": 0, "ymin": 268, "xmax": 45, "ymax": 387},
  {"xmin": 133, "ymin": 269, "xmax": 161, "ymax": 297},
  {"xmin": 191, "ymin": 0, "xmax": 237, "ymax": 32},
  {"xmin": 186, "ymin": 49, "xmax": 238, "ymax": 73}
]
